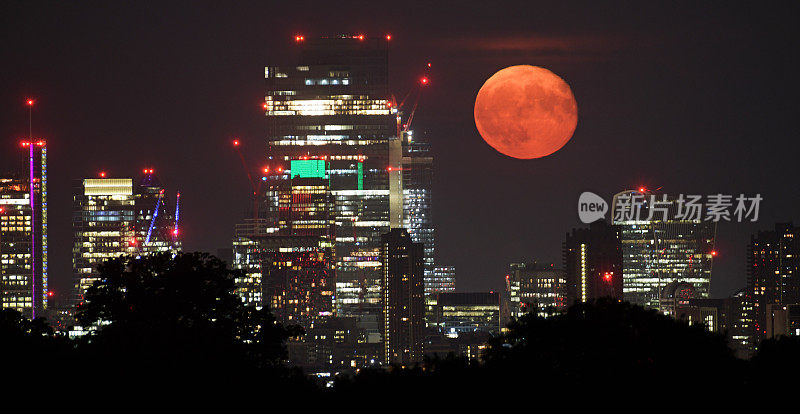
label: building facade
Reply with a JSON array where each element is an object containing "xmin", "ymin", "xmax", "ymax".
[
  {"xmin": 564, "ymin": 220, "xmax": 623, "ymax": 305},
  {"xmin": 381, "ymin": 229, "xmax": 424, "ymax": 365},
  {"xmin": 612, "ymin": 190, "xmax": 716, "ymax": 309},
  {"xmin": 505, "ymin": 262, "xmax": 566, "ymax": 318},
  {"xmin": 747, "ymin": 222, "xmax": 800, "ymax": 350},
  {"xmin": 264, "ymin": 35, "xmax": 397, "ymax": 324},
  {"xmin": 0, "ymin": 140, "xmax": 47, "ymax": 317},
  {"xmin": 72, "ymin": 172, "xmax": 179, "ymax": 304},
  {"xmin": 436, "ymin": 292, "xmax": 502, "ymax": 338}
]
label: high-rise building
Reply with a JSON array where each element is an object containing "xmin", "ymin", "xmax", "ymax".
[
  {"xmin": 747, "ymin": 222, "xmax": 800, "ymax": 350},
  {"xmin": 564, "ymin": 220, "xmax": 623, "ymax": 305},
  {"xmin": 401, "ymin": 131, "xmax": 436, "ymax": 291},
  {"xmin": 232, "ymin": 160, "xmax": 336, "ymax": 329},
  {"xmin": 264, "ymin": 35, "xmax": 397, "ymax": 324},
  {"xmin": 612, "ymin": 190, "xmax": 716, "ymax": 309},
  {"xmin": 72, "ymin": 172, "xmax": 179, "ymax": 303},
  {"xmin": 505, "ymin": 262, "xmax": 565, "ymax": 318},
  {"xmin": 381, "ymin": 229, "xmax": 424, "ymax": 365},
  {"xmin": 0, "ymin": 140, "xmax": 47, "ymax": 318}
]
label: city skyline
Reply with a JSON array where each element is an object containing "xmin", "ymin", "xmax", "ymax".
[{"xmin": 2, "ymin": 2, "xmax": 799, "ymax": 301}]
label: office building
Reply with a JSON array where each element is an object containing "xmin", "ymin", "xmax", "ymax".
[
  {"xmin": 381, "ymin": 229, "xmax": 424, "ymax": 365},
  {"xmin": 437, "ymin": 292, "xmax": 501, "ymax": 337},
  {"xmin": 564, "ymin": 220, "xmax": 623, "ymax": 305},
  {"xmin": 264, "ymin": 35, "xmax": 397, "ymax": 324},
  {"xmin": 72, "ymin": 171, "xmax": 179, "ymax": 303},
  {"xmin": 0, "ymin": 140, "xmax": 47, "ymax": 317},
  {"xmin": 748, "ymin": 223, "xmax": 800, "ymax": 349},
  {"xmin": 612, "ymin": 190, "xmax": 716, "ymax": 309},
  {"xmin": 233, "ymin": 160, "xmax": 336, "ymax": 328},
  {"xmin": 505, "ymin": 262, "xmax": 565, "ymax": 318}
]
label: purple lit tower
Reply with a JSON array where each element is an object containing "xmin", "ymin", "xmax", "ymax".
[{"xmin": 0, "ymin": 140, "xmax": 47, "ymax": 318}]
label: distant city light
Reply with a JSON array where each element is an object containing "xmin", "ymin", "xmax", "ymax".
[{"xmin": 385, "ymin": 34, "xmax": 392, "ymax": 41}]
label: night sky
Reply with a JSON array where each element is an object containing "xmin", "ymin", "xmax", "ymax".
[{"xmin": 2, "ymin": 1, "xmax": 799, "ymax": 299}]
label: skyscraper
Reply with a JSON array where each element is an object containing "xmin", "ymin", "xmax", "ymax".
[
  {"xmin": 611, "ymin": 190, "xmax": 716, "ymax": 309},
  {"xmin": 381, "ymin": 229, "xmax": 424, "ymax": 365},
  {"xmin": 72, "ymin": 172, "xmax": 179, "ymax": 303},
  {"xmin": 264, "ymin": 35, "xmax": 397, "ymax": 324},
  {"xmin": 747, "ymin": 222, "xmax": 800, "ymax": 350},
  {"xmin": 564, "ymin": 220, "xmax": 623, "ymax": 305},
  {"xmin": 401, "ymin": 131, "xmax": 436, "ymax": 291},
  {"xmin": 232, "ymin": 160, "xmax": 336, "ymax": 328},
  {"xmin": 0, "ymin": 140, "xmax": 47, "ymax": 318}
]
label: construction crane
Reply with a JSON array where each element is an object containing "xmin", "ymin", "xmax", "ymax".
[
  {"xmin": 391, "ymin": 62, "xmax": 432, "ymax": 140},
  {"xmin": 145, "ymin": 189, "xmax": 165, "ymax": 245}
]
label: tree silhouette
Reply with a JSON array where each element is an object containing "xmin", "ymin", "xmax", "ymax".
[{"xmin": 74, "ymin": 252, "xmax": 311, "ymax": 393}]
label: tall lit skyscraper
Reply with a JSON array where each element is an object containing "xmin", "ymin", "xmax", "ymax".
[
  {"xmin": 0, "ymin": 140, "xmax": 47, "ymax": 317},
  {"xmin": 233, "ymin": 159, "xmax": 336, "ymax": 328},
  {"xmin": 611, "ymin": 190, "xmax": 716, "ymax": 309},
  {"xmin": 381, "ymin": 229, "xmax": 424, "ymax": 365},
  {"xmin": 72, "ymin": 171, "xmax": 179, "ymax": 303},
  {"xmin": 747, "ymin": 222, "xmax": 800, "ymax": 350},
  {"xmin": 264, "ymin": 35, "xmax": 396, "ymax": 324},
  {"xmin": 401, "ymin": 131, "xmax": 435, "ymax": 290}
]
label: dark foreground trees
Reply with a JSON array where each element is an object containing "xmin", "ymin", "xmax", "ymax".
[
  {"xmin": 5, "ymin": 253, "xmax": 796, "ymax": 397},
  {"xmin": 73, "ymin": 252, "xmax": 312, "ymax": 393}
]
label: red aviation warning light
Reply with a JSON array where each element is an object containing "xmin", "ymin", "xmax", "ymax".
[
  {"xmin": 47, "ymin": 291, "xmax": 55, "ymax": 297},
  {"xmin": 26, "ymin": 98, "xmax": 34, "ymax": 106},
  {"xmin": 295, "ymin": 34, "xmax": 305, "ymax": 42},
  {"xmin": 99, "ymin": 171, "xmax": 106, "ymax": 178},
  {"xmin": 232, "ymin": 139, "xmax": 240, "ymax": 146},
  {"xmin": 711, "ymin": 250, "xmax": 718, "ymax": 257},
  {"xmin": 603, "ymin": 272, "xmax": 613, "ymax": 283},
  {"xmin": 357, "ymin": 34, "xmax": 365, "ymax": 40},
  {"xmin": 638, "ymin": 187, "xmax": 647, "ymax": 193},
  {"xmin": 385, "ymin": 34, "xmax": 392, "ymax": 41},
  {"xmin": 420, "ymin": 76, "xmax": 429, "ymax": 85}
]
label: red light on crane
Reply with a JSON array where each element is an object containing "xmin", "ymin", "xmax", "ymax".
[
  {"xmin": 638, "ymin": 187, "xmax": 647, "ymax": 193},
  {"xmin": 427, "ymin": 62, "xmax": 432, "ymax": 68},
  {"xmin": 263, "ymin": 167, "xmax": 270, "ymax": 173},
  {"xmin": 99, "ymin": 171, "xmax": 106, "ymax": 178},
  {"xmin": 711, "ymin": 250, "xmax": 718, "ymax": 257},
  {"xmin": 420, "ymin": 76, "xmax": 429, "ymax": 85},
  {"xmin": 47, "ymin": 291, "xmax": 55, "ymax": 297},
  {"xmin": 233, "ymin": 139, "xmax": 240, "ymax": 146},
  {"xmin": 262, "ymin": 102, "xmax": 268, "ymax": 109},
  {"xmin": 173, "ymin": 229, "xmax": 179, "ymax": 236},
  {"xmin": 26, "ymin": 99, "xmax": 34, "ymax": 106},
  {"xmin": 603, "ymin": 272, "xmax": 613, "ymax": 282},
  {"xmin": 385, "ymin": 34, "xmax": 392, "ymax": 41},
  {"xmin": 357, "ymin": 34, "xmax": 364, "ymax": 40}
]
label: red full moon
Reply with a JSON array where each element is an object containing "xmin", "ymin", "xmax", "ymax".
[{"xmin": 474, "ymin": 65, "xmax": 578, "ymax": 159}]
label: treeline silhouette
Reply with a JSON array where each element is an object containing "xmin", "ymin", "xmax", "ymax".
[{"xmin": 3, "ymin": 252, "xmax": 797, "ymax": 397}]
